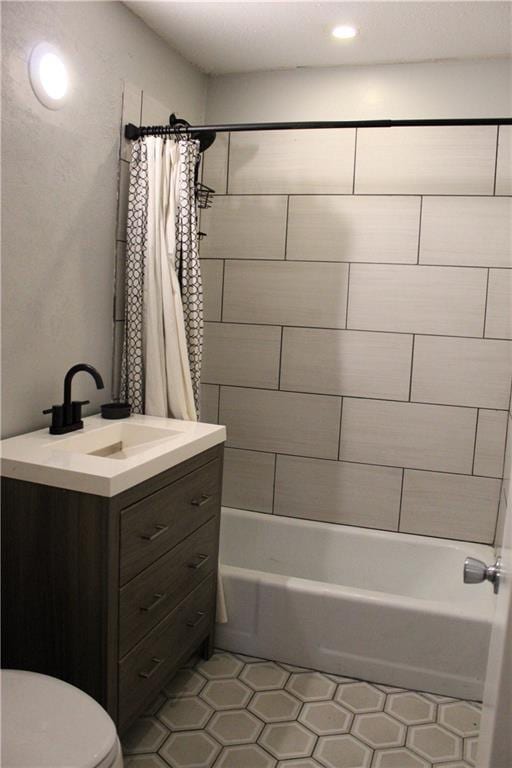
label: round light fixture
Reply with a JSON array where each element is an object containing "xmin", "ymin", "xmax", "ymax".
[
  {"xmin": 332, "ymin": 25, "xmax": 358, "ymax": 40},
  {"xmin": 29, "ymin": 42, "xmax": 69, "ymax": 109}
]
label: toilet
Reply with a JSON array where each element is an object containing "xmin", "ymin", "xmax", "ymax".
[{"xmin": 2, "ymin": 670, "xmax": 123, "ymax": 768}]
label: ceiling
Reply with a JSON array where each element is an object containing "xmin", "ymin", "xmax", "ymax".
[{"xmin": 126, "ymin": 1, "xmax": 512, "ymax": 75}]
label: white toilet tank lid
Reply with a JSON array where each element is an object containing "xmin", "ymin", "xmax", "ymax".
[{"xmin": 2, "ymin": 670, "xmax": 119, "ymax": 768}]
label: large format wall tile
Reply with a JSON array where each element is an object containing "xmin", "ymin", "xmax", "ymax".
[
  {"xmin": 474, "ymin": 410, "xmax": 508, "ymax": 479},
  {"xmin": 220, "ymin": 387, "xmax": 342, "ymax": 459},
  {"xmin": 223, "ymin": 448, "xmax": 275, "ymax": 514},
  {"xmin": 420, "ymin": 197, "xmax": 512, "ymax": 268},
  {"xmin": 203, "ymin": 323, "xmax": 281, "ymax": 389},
  {"xmin": 228, "ymin": 129, "xmax": 356, "ymax": 193},
  {"xmin": 280, "ymin": 328, "xmax": 412, "ymax": 400},
  {"xmin": 202, "ymin": 132, "xmax": 229, "ymax": 193},
  {"xmin": 223, "ymin": 261, "xmax": 349, "ymax": 328},
  {"xmin": 286, "ymin": 196, "xmax": 420, "ymax": 264},
  {"xmin": 116, "ymin": 160, "xmax": 130, "ymax": 241},
  {"xmin": 354, "ymin": 126, "xmax": 497, "ymax": 194},
  {"xmin": 200, "ymin": 196, "xmax": 287, "ymax": 260},
  {"xmin": 411, "ymin": 336, "xmax": 512, "ymax": 409},
  {"xmin": 201, "ymin": 260, "xmax": 224, "ymax": 321},
  {"xmin": 200, "ymin": 384, "xmax": 219, "ymax": 424},
  {"xmin": 274, "ymin": 455, "xmax": 402, "ymax": 530},
  {"xmin": 339, "ymin": 399, "xmax": 476, "ymax": 473},
  {"xmin": 495, "ymin": 125, "xmax": 512, "ymax": 196},
  {"xmin": 485, "ymin": 269, "xmax": 512, "ymax": 339},
  {"xmin": 400, "ymin": 470, "xmax": 500, "ymax": 543},
  {"xmin": 347, "ymin": 264, "xmax": 487, "ymax": 336}
]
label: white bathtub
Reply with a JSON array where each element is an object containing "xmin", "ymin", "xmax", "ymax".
[{"xmin": 217, "ymin": 507, "xmax": 496, "ymax": 700}]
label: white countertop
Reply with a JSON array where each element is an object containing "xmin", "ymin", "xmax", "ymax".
[{"xmin": 0, "ymin": 414, "xmax": 226, "ymax": 497}]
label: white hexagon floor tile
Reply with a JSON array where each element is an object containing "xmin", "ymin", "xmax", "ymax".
[
  {"xmin": 196, "ymin": 652, "xmax": 244, "ymax": 680},
  {"xmin": 438, "ymin": 701, "xmax": 481, "ymax": 737},
  {"xmin": 248, "ymin": 690, "xmax": 302, "ymax": 723},
  {"xmin": 123, "ymin": 717, "xmax": 169, "ymax": 754},
  {"xmin": 335, "ymin": 682, "xmax": 386, "ymax": 714},
  {"xmin": 124, "ymin": 756, "xmax": 171, "ymax": 768},
  {"xmin": 385, "ymin": 692, "xmax": 436, "ymax": 726},
  {"xmin": 259, "ymin": 722, "xmax": 316, "ymax": 760},
  {"xmin": 158, "ymin": 697, "xmax": 213, "ymax": 731},
  {"xmin": 437, "ymin": 762, "xmax": 473, "ymax": 768},
  {"xmin": 313, "ymin": 734, "xmax": 373, "ymax": 768},
  {"xmin": 164, "ymin": 670, "xmax": 207, "ymax": 699},
  {"xmin": 352, "ymin": 712, "xmax": 406, "ymax": 749},
  {"xmin": 464, "ymin": 735, "xmax": 479, "ymax": 766},
  {"xmin": 207, "ymin": 709, "xmax": 264, "ymax": 745},
  {"xmin": 214, "ymin": 744, "xmax": 277, "ymax": 768},
  {"xmin": 200, "ymin": 679, "xmax": 252, "ymax": 711},
  {"xmin": 298, "ymin": 701, "xmax": 353, "ymax": 736},
  {"xmin": 240, "ymin": 662, "xmax": 290, "ymax": 691},
  {"xmin": 277, "ymin": 760, "xmax": 323, "ymax": 768},
  {"xmin": 406, "ymin": 723, "xmax": 462, "ymax": 763},
  {"xmin": 285, "ymin": 672, "xmax": 336, "ymax": 702},
  {"xmin": 372, "ymin": 747, "xmax": 430, "ymax": 768},
  {"xmin": 159, "ymin": 731, "xmax": 220, "ymax": 768}
]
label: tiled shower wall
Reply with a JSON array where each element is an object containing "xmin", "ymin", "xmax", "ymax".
[{"xmin": 199, "ymin": 125, "xmax": 512, "ymax": 544}]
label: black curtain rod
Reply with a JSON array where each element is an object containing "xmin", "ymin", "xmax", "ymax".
[{"xmin": 125, "ymin": 116, "xmax": 512, "ymax": 141}]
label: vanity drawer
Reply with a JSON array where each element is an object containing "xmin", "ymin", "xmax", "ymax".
[
  {"xmin": 120, "ymin": 459, "xmax": 220, "ymax": 585},
  {"xmin": 118, "ymin": 576, "xmax": 215, "ymax": 728},
  {"xmin": 119, "ymin": 518, "xmax": 218, "ymax": 658}
]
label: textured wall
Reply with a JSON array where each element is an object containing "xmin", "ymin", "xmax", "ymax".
[
  {"xmin": 206, "ymin": 58, "xmax": 512, "ymax": 124},
  {"xmin": 1, "ymin": 1, "xmax": 206, "ymax": 438},
  {"xmin": 199, "ymin": 124, "xmax": 512, "ymax": 543}
]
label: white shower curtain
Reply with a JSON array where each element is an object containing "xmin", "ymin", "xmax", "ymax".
[
  {"xmin": 144, "ymin": 138, "xmax": 196, "ymax": 420},
  {"xmin": 121, "ymin": 136, "xmax": 202, "ymax": 421}
]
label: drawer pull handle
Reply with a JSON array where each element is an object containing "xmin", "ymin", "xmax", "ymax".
[
  {"xmin": 186, "ymin": 610, "xmax": 207, "ymax": 628},
  {"xmin": 188, "ymin": 554, "xmax": 210, "ymax": 570},
  {"xmin": 138, "ymin": 657, "xmax": 165, "ymax": 679},
  {"xmin": 191, "ymin": 494, "xmax": 212, "ymax": 507},
  {"xmin": 140, "ymin": 593, "xmax": 167, "ymax": 612},
  {"xmin": 140, "ymin": 524, "xmax": 169, "ymax": 542}
]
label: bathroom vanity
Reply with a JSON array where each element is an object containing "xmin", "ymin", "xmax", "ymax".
[{"xmin": 1, "ymin": 415, "xmax": 225, "ymax": 731}]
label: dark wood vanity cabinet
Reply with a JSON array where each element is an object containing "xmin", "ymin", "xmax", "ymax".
[{"xmin": 1, "ymin": 443, "xmax": 224, "ymax": 731}]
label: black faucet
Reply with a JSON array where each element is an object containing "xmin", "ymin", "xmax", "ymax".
[{"xmin": 43, "ymin": 364, "xmax": 105, "ymax": 434}]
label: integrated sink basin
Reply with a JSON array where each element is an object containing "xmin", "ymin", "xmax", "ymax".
[
  {"xmin": 52, "ymin": 422, "xmax": 181, "ymax": 460},
  {"xmin": 1, "ymin": 414, "xmax": 226, "ymax": 496}
]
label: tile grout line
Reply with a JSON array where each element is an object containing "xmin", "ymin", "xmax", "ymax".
[
  {"xmin": 337, "ymin": 397, "xmax": 344, "ymax": 461},
  {"xmin": 277, "ymin": 326, "xmax": 284, "ymax": 390},
  {"xmin": 283, "ymin": 195, "xmax": 290, "ymax": 260},
  {"xmin": 271, "ymin": 452, "xmax": 278, "ymax": 515},
  {"xmin": 408, "ymin": 335, "xmax": 416, "ymax": 402},
  {"xmin": 202, "ymin": 317, "xmax": 512, "ymax": 342},
  {"xmin": 351, "ymin": 127, "xmax": 358, "ymax": 194},
  {"xmin": 472, "ymin": 409, "xmax": 480, "ymax": 476},
  {"xmin": 344, "ymin": 263, "xmax": 351, "ymax": 328},
  {"xmin": 416, "ymin": 196, "xmax": 423, "ymax": 264},
  {"xmin": 397, "ymin": 468, "xmax": 406, "ymax": 532},
  {"xmin": 219, "ymin": 260, "xmax": 226, "ymax": 322},
  {"xmin": 493, "ymin": 125, "xmax": 500, "ymax": 196},
  {"xmin": 225, "ymin": 132, "xmax": 231, "ymax": 194},
  {"xmin": 209, "ymin": 382, "xmax": 503, "ymax": 414},
  {"xmin": 201, "ymin": 256, "xmax": 512, "ymax": 270},
  {"xmin": 222, "ymin": 445, "xmax": 502, "ymax": 483},
  {"xmin": 482, "ymin": 268, "xmax": 490, "ymax": 338},
  {"xmin": 205, "ymin": 191, "xmax": 507, "ymax": 198}
]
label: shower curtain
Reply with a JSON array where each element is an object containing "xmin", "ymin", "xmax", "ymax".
[{"xmin": 121, "ymin": 136, "xmax": 203, "ymax": 420}]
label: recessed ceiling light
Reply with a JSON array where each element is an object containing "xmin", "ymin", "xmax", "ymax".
[
  {"xmin": 332, "ymin": 25, "xmax": 358, "ymax": 40},
  {"xmin": 29, "ymin": 42, "xmax": 69, "ymax": 109}
]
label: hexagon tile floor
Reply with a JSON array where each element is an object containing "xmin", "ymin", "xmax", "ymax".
[{"xmin": 122, "ymin": 650, "xmax": 481, "ymax": 768}]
